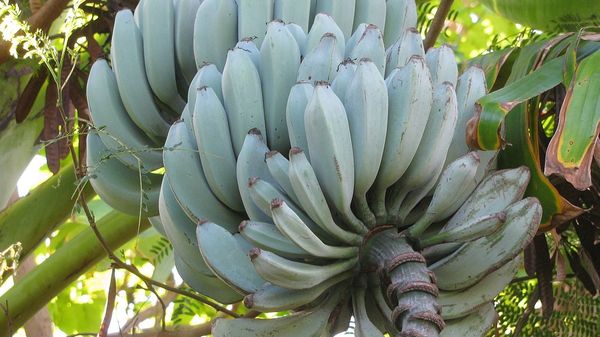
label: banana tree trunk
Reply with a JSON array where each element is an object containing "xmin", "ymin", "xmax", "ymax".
[
  {"xmin": 0, "ymin": 211, "xmax": 149, "ymax": 336},
  {"xmin": 0, "ymin": 162, "xmax": 95, "ymax": 262}
]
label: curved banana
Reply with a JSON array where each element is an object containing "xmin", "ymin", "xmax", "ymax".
[
  {"xmin": 222, "ymin": 47, "xmax": 267, "ymax": 156},
  {"xmin": 315, "ymin": 0, "xmax": 355, "ymax": 38},
  {"xmin": 288, "ymin": 148, "xmax": 365, "ymax": 242},
  {"xmin": 163, "ymin": 121, "xmax": 243, "ymax": 231},
  {"xmin": 305, "ymin": 13, "xmax": 345, "ymax": 58},
  {"xmin": 370, "ymin": 57, "xmax": 433, "ymax": 221},
  {"xmin": 439, "ymin": 256, "xmax": 521, "ymax": 320},
  {"xmin": 274, "ymin": 0, "xmax": 311, "ymax": 32},
  {"xmin": 286, "ymin": 81, "xmax": 313, "ymax": 158},
  {"xmin": 343, "ymin": 59, "xmax": 388, "ymax": 226},
  {"xmin": 189, "ymin": 63, "xmax": 224, "ymax": 110},
  {"xmin": 86, "ymin": 131, "xmax": 161, "ymax": 217},
  {"xmin": 111, "ymin": 9, "xmax": 170, "ymax": 141},
  {"xmin": 431, "ymin": 198, "xmax": 542, "ymax": 290},
  {"xmin": 445, "ymin": 66, "xmax": 487, "ymax": 165},
  {"xmin": 213, "ymin": 288, "xmax": 344, "ymax": 337},
  {"xmin": 192, "ymin": 86, "xmax": 243, "ymax": 211},
  {"xmin": 331, "ymin": 59, "xmax": 356, "ymax": 98},
  {"xmin": 305, "ymin": 83, "xmax": 367, "ymax": 234},
  {"xmin": 239, "ymin": 220, "xmax": 312, "ymax": 259},
  {"xmin": 345, "ymin": 23, "xmax": 366, "ymax": 57},
  {"xmin": 349, "ymin": 25, "xmax": 386, "ymax": 75},
  {"xmin": 352, "ymin": 280, "xmax": 385, "ymax": 337},
  {"xmin": 260, "ymin": 20, "xmax": 301, "ymax": 153},
  {"xmin": 442, "ymin": 166, "xmax": 531, "ymax": 232},
  {"xmin": 407, "ymin": 152, "xmax": 481, "ymax": 238},
  {"xmin": 87, "ymin": 59, "xmax": 162, "ymax": 171},
  {"xmin": 237, "ymin": 0, "xmax": 274, "ymax": 46},
  {"xmin": 249, "ymin": 248, "xmax": 358, "ymax": 289},
  {"xmin": 193, "ymin": 0, "xmax": 237, "ymax": 71},
  {"xmin": 383, "ymin": 0, "xmax": 417, "ymax": 48},
  {"xmin": 385, "ymin": 27, "xmax": 424, "ymax": 78},
  {"xmin": 418, "ymin": 211, "xmax": 507, "ymax": 248},
  {"xmin": 265, "ymin": 151, "xmax": 299, "ymax": 203},
  {"xmin": 297, "ymin": 33, "xmax": 344, "ymax": 83},
  {"xmin": 439, "ymin": 302, "xmax": 498, "ymax": 337},
  {"xmin": 173, "ymin": 254, "xmax": 244, "ymax": 304},
  {"xmin": 197, "ymin": 221, "xmax": 266, "ymax": 294},
  {"xmin": 286, "ymin": 23, "xmax": 308, "ymax": 55},
  {"xmin": 140, "ymin": 0, "xmax": 186, "ymax": 114},
  {"xmin": 387, "ymin": 82, "xmax": 458, "ymax": 218},
  {"xmin": 174, "ymin": 0, "xmax": 202, "ymax": 87},
  {"xmin": 237, "ymin": 129, "xmax": 280, "ymax": 222},
  {"xmin": 245, "ymin": 272, "xmax": 352, "ymax": 312},
  {"xmin": 353, "ymin": 0, "xmax": 386, "ymax": 32},
  {"xmin": 271, "ymin": 199, "xmax": 358, "ymax": 259},
  {"xmin": 426, "ymin": 45, "xmax": 459, "ymax": 87},
  {"xmin": 235, "ymin": 38, "xmax": 261, "ymax": 70}
]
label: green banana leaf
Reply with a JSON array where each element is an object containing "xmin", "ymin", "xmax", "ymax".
[
  {"xmin": 472, "ymin": 39, "xmax": 585, "ymax": 230},
  {"xmin": 481, "ymin": 0, "xmax": 600, "ymax": 32}
]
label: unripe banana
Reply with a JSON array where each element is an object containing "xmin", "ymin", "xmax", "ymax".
[
  {"xmin": 305, "ymin": 13, "xmax": 345, "ymax": 57},
  {"xmin": 371, "ymin": 56, "xmax": 433, "ymax": 221},
  {"xmin": 188, "ymin": 63, "xmax": 224, "ymax": 112},
  {"xmin": 315, "ymin": 0, "xmax": 356, "ymax": 38},
  {"xmin": 86, "ymin": 131, "xmax": 162, "ymax": 217},
  {"xmin": 286, "ymin": 81, "xmax": 314, "ymax": 159},
  {"xmin": 297, "ymin": 33, "xmax": 344, "ymax": 83},
  {"xmin": 237, "ymin": 129, "xmax": 280, "ymax": 222},
  {"xmin": 344, "ymin": 59, "xmax": 388, "ymax": 226},
  {"xmin": 197, "ymin": 221, "xmax": 266, "ymax": 294},
  {"xmin": 237, "ymin": 0, "xmax": 274, "ymax": 46},
  {"xmin": 249, "ymin": 248, "xmax": 358, "ymax": 289},
  {"xmin": 239, "ymin": 220, "xmax": 311, "ymax": 259},
  {"xmin": 305, "ymin": 82, "xmax": 367, "ymax": 234},
  {"xmin": 192, "ymin": 86, "xmax": 243, "ymax": 211},
  {"xmin": 439, "ymin": 302, "xmax": 498, "ymax": 337},
  {"xmin": 244, "ymin": 271, "xmax": 352, "ymax": 312},
  {"xmin": 163, "ymin": 121, "xmax": 243, "ymax": 231},
  {"xmin": 407, "ymin": 152, "xmax": 481, "ymax": 238},
  {"xmin": 352, "ymin": 279, "xmax": 386, "ymax": 337},
  {"xmin": 265, "ymin": 151, "xmax": 299, "ymax": 203},
  {"xmin": 270, "ymin": 199, "xmax": 358, "ymax": 259},
  {"xmin": 111, "ymin": 9, "xmax": 170, "ymax": 142},
  {"xmin": 174, "ymin": 0, "xmax": 202, "ymax": 87},
  {"xmin": 193, "ymin": 0, "xmax": 237, "ymax": 71},
  {"xmin": 235, "ymin": 38, "xmax": 261, "ymax": 70},
  {"xmin": 353, "ymin": 0, "xmax": 386, "ymax": 32},
  {"xmin": 418, "ymin": 211, "xmax": 506, "ymax": 248},
  {"xmin": 285, "ymin": 23, "xmax": 308, "ymax": 55},
  {"xmin": 387, "ymin": 81, "xmax": 458, "ymax": 219},
  {"xmin": 288, "ymin": 148, "xmax": 365, "ymax": 242},
  {"xmin": 426, "ymin": 45, "xmax": 459, "ymax": 87},
  {"xmin": 87, "ymin": 59, "xmax": 163, "ymax": 171},
  {"xmin": 222, "ymin": 47, "xmax": 267, "ymax": 156},
  {"xmin": 331, "ymin": 59, "xmax": 356, "ymax": 98},
  {"xmin": 384, "ymin": 0, "xmax": 417, "ymax": 48},
  {"xmin": 141, "ymin": 0, "xmax": 186, "ymax": 114},
  {"xmin": 348, "ymin": 25, "xmax": 386, "ymax": 76},
  {"xmin": 431, "ymin": 197, "xmax": 541, "ymax": 290},
  {"xmin": 345, "ymin": 23, "xmax": 367, "ymax": 57},
  {"xmin": 385, "ymin": 27, "xmax": 424, "ymax": 78},
  {"xmin": 260, "ymin": 20, "xmax": 301, "ymax": 153},
  {"xmin": 274, "ymin": 0, "xmax": 311, "ymax": 33}
]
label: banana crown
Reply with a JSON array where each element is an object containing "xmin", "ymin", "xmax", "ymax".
[{"xmin": 86, "ymin": 1, "xmax": 541, "ymax": 336}]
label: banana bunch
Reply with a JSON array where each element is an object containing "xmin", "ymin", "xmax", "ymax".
[{"xmin": 88, "ymin": 0, "xmax": 543, "ymax": 336}]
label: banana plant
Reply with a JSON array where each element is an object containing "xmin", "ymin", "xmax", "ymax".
[{"xmin": 83, "ymin": 1, "xmax": 545, "ymax": 336}]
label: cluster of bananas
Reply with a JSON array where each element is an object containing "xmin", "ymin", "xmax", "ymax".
[{"xmin": 85, "ymin": 0, "xmax": 543, "ymax": 336}]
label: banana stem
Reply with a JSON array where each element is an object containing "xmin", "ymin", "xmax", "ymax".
[
  {"xmin": 0, "ymin": 162, "xmax": 95, "ymax": 266},
  {"xmin": 0, "ymin": 211, "xmax": 149, "ymax": 336},
  {"xmin": 365, "ymin": 229, "xmax": 444, "ymax": 336}
]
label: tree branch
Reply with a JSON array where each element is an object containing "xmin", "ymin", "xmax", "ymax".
[
  {"xmin": 423, "ymin": 0, "xmax": 455, "ymax": 50},
  {"xmin": 0, "ymin": 0, "xmax": 70, "ymax": 64}
]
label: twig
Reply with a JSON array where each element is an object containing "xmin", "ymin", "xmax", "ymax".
[
  {"xmin": 423, "ymin": 0, "xmax": 455, "ymax": 50},
  {"xmin": 97, "ymin": 268, "xmax": 117, "ymax": 337},
  {"xmin": 121, "ymin": 289, "xmax": 178, "ymax": 333}
]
